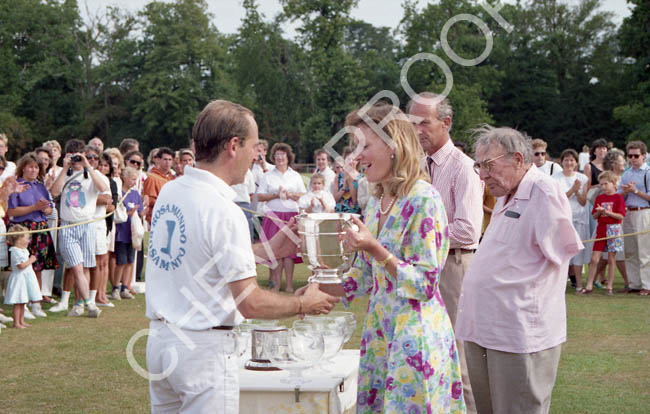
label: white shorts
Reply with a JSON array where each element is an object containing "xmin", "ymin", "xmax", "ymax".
[
  {"xmin": 570, "ymin": 220, "xmax": 590, "ymax": 266},
  {"xmin": 147, "ymin": 320, "xmax": 239, "ymax": 413},
  {"xmin": 95, "ymin": 219, "xmax": 108, "ymax": 256}
]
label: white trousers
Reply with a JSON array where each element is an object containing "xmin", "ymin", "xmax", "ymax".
[
  {"xmin": 147, "ymin": 320, "xmax": 239, "ymax": 414},
  {"xmin": 623, "ymin": 209, "xmax": 650, "ymax": 289}
]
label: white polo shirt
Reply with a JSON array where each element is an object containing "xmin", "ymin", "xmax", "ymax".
[
  {"xmin": 145, "ymin": 166, "xmax": 256, "ymax": 330},
  {"xmin": 538, "ymin": 160, "xmax": 562, "ymax": 176}
]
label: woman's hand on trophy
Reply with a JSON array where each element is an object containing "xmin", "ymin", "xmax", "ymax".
[{"xmin": 343, "ymin": 215, "xmax": 375, "ymax": 252}]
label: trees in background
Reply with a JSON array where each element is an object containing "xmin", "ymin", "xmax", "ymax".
[
  {"xmin": 613, "ymin": 0, "xmax": 650, "ymax": 144},
  {"xmin": 0, "ymin": 0, "xmax": 646, "ymax": 161}
]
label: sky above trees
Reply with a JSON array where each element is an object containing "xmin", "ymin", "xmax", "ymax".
[{"xmin": 82, "ymin": 0, "xmax": 632, "ymax": 35}]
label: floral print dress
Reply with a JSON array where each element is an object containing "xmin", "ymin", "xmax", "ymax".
[{"xmin": 342, "ymin": 180, "xmax": 465, "ymax": 414}]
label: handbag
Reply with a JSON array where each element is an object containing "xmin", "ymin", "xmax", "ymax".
[
  {"xmin": 114, "ymin": 188, "xmax": 133, "ymax": 224},
  {"xmin": 131, "ymin": 214, "xmax": 145, "ymax": 251},
  {"xmin": 114, "ymin": 199, "xmax": 128, "ymax": 223}
]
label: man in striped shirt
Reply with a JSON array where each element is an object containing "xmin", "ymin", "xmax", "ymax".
[{"xmin": 408, "ymin": 92, "xmax": 483, "ymax": 414}]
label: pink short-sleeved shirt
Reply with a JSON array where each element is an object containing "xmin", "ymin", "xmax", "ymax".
[{"xmin": 456, "ymin": 166, "xmax": 584, "ymax": 353}]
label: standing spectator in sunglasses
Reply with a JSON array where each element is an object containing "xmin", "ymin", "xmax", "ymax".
[
  {"xmin": 620, "ymin": 141, "xmax": 650, "ymax": 296},
  {"xmin": 85, "ymin": 145, "xmax": 112, "ymax": 306},
  {"xmin": 49, "ymin": 139, "xmax": 108, "ymax": 317},
  {"xmin": 531, "ymin": 139, "xmax": 561, "ymax": 176}
]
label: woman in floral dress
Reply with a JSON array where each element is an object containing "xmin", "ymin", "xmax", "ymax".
[{"xmin": 305, "ymin": 102, "xmax": 466, "ymax": 413}]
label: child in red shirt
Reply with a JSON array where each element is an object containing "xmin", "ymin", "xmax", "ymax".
[{"xmin": 580, "ymin": 171, "xmax": 626, "ymax": 295}]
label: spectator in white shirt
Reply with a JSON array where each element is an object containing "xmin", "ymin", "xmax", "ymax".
[
  {"xmin": 552, "ymin": 149, "xmax": 589, "ymax": 290},
  {"xmin": 257, "ymin": 143, "xmax": 306, "ymax": 292},
  {"xmin": 313, "ymin": 148, "xmax": 336, "ymax": 193},
  {"xmin": 251, "ymin": 139, "xmax": 274, "ymax": 186},
  {"xmin": 531, "ymin": 138, "xmax": 561, "ymax": 176}
]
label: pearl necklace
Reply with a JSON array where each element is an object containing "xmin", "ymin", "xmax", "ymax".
[{"xmin": 379, "ymin": 193, "xmax": 396, "ymax": 215}]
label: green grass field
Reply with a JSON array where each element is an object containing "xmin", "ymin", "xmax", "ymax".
[{"xmin": 1, "ymin": 264, "xmax": 648, "ymax": 413}]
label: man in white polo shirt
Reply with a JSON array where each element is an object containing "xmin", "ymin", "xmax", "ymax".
[
  {"xmin": 145, "ymin": 100, "xmax": 338, "ymax": 413},
  {"xmin": 313, "ymin": 148, "xmax": 336, "ymax": 193}
]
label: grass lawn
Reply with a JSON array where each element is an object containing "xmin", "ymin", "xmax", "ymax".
[{"xmin": 1, "ymin": 264, "xmax": 648, "ymax": 413}]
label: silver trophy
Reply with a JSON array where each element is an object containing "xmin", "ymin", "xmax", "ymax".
[{"xmin": 297, "ymin": 212, "xmax": 359, "ymax": 284}]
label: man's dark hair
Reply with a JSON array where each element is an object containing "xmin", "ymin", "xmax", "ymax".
[
  {"xmin": 124, "ymin": 150, "xmax": 144, "ymax": 162},
  {"xmin": 155, "ymin": 147, "xmax": 174, "ymax": 158},
  {"xmin": 64, "ymin": 139, "xmax": 86, "ymax": 154}
]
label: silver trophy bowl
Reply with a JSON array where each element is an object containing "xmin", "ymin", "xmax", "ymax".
[{"xmin": 297, "ymin": 212, "xmax": 359, "ymax": 284}]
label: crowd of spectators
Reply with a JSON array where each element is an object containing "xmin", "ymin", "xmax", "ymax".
[
  {"xmin": 0, "ymin": 134, "xmax": 197, "ymax": 327},
  {"xmin": 1, "ymin": 128, "xmax": 648, "ymax": 331}
]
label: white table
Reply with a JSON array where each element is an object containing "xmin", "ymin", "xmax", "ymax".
[{"xmin": 239, "ymin": 349, "xmax": 360, "ymax": 414}]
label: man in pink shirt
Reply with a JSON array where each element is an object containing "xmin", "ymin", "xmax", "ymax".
[
  {"xmin": 456, "ymin": 126, "xmax": 583, "ymax": 414},
  {"xmin": 408, "ymin": 92, "xmax": 483, "ymax": 413}
]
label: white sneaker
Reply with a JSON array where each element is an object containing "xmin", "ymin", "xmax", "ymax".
[
  {"xmin": 0, "ymin": 313, "xmax": 13, "ymax": 324},
  {"xmin": 48, "ymin": 302, "xmax": 69, "ymax": 313},
  {"xmin": 24, "ymin": 307, "xmax": 36, "ymax": 320},
  {"xmin": 30, "ymin": 304, "xmax": 47, "ymax": 318},
  {"xmin": 96, "ymin": 302, "xmax": 115, "ymax": 308},
  {"xmin": 67, "ymin": 305, "xmax": 84, "ymax": 317},
  {"xmin": 120, "ymin": 290, "xmax": 134, "ymax": 299},
  {"xmin": 86, "ymin": 306, "xmax": 101, "ymax": 318},
  {"xmin": 111, "ymin": 290, "xmax": 122, "ymax": 301}
]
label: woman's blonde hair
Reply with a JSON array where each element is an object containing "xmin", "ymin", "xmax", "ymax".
[
  {"xmin": 105, "ymin": 147, "xmax": 124, "ymax": 170},
  {"xmin": 121, "ymin": 166, "xmax": 139, "ymax": 180},
  {"xmin": 43, "ymin": 140, "xmax": 62, "ymax": 154},
  {"xmin": 345, "ymin": 102, "xmax": 429, "ymax": 198}
]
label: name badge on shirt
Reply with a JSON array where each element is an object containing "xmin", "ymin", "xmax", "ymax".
[{"xmin": 505, "ymin": 210, "xmax": 521, "ymax": 219}]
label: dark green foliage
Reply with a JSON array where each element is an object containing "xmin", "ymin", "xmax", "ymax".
[{"xmin": 0, "ymin": 0, "xmax": 646, "ymax": 161}]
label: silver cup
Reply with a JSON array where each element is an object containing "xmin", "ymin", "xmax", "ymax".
[{"xmin": 297, "ymin": 212, "xmax": 359, "ymax": 284}]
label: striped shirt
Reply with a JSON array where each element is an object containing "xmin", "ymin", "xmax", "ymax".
[{"xmin": 423, "ymin": 139, "xmax": 483, "ymax": 249}]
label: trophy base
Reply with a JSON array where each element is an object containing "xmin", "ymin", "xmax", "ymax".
[{"xmin": 245, "ymin": 359, "xmax": 281, "ymax": 371}]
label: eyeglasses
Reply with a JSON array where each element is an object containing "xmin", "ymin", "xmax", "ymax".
[
  {"xmin": 534, "ymin": 151, "xmax": 546, "ymax": 157},
  {"xmin": 86, "ymin": 155, "xmax": 99, "ymax": 160},
  {"xmin": 128, "ymin": 159, "xmax": 142, "ymax": 167},
  {"xmin": 473, "ymin": 153, "xmax": 508, "ymax": 174},
  {"xmin": 627, "ymin": 153, "xmax": 642, "ymax": 159}
]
